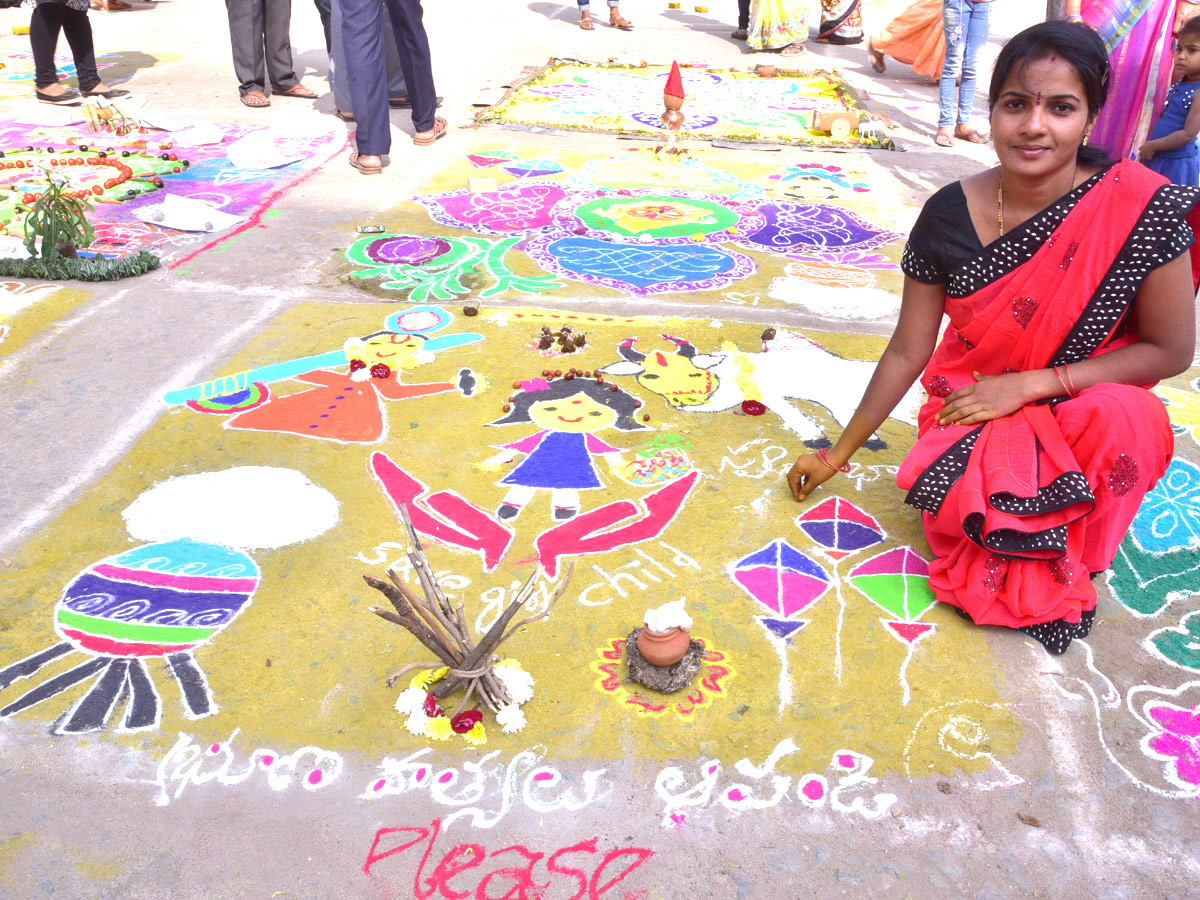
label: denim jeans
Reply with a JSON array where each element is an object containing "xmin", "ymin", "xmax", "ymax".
[{"xmin": 939, "ymin": 0, "xmax": 990, "ymax": 129}]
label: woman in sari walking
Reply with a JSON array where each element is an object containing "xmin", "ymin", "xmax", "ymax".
[
  {"xmin": 787, "ymin": 21, "xmax": 1199, "ymax": 654},
  {"xmin": 747, "ymin": 0, "xmax": 808, "ymax": 55},
  {"xmin": 818, "ymin": 0, "xmax": 863, "ymax": 44}
]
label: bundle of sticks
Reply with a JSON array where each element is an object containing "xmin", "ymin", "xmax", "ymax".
[{"xmin": 364, "ymin": 504, "xmax": 573, "ymax": 714}]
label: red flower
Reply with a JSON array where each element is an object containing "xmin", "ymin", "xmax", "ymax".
[
  {"xmin": 349, "ymin": 359, "xmax": 366, "ymax": 372},
  {"xmin": 370, "ymin": 363, "xmax": 391, "ymax": 379},
  {"xmin": 741, "ymin": 400, "xmax": 766, "ymax": 416},
  {"xmin": 451, "ymin": 709, "xmax": 484, "ymax": 733},
  {"xmin": 423, "ymin": 693, "xmax": 444, "ymax": 718}
]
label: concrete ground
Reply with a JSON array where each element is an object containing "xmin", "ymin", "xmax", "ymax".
[{"xmin": 2, "ymin": 2, "xmax": 1200, "ymax": 899}]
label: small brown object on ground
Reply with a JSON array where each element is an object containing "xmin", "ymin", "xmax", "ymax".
[
  {"xmin": 240, "ymin": 91, "xmax": 270, "ymax": 109},
  {"xmin": 463, "ymin": 305, "xmax": 479, "ymax": 316},
  {"xmin": 1017, "ymin": 813, "xmax": 1043, "ymax": 828},
  {"xmin": 761, "ymin": 327, "xmax": 776, "ymax": 341},
  {"xmin": 265, "ymin": 658, "xmax": 272, "ymax": 667},
  {"xmin": 936, "ymin": 780, "xmax": 952, "ymax": 794}
]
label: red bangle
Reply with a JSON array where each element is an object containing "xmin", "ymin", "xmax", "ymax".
[
  {"xmin": 1053, "ymin": 365, "xmax": 1073, "ymax": 398},
  {"xmin": 816, "ymin": 448, "xmax": 851, "ymax": 473},
  {"xmin": 1063, "ymin": 362, "xmax": 1079, "ymax": 398}
]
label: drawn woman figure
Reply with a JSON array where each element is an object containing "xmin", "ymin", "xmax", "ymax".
[{"xmin": 484, "ymin": 376, "xmax": 646, "ymax": 521}]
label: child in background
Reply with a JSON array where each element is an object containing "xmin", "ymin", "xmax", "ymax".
[{"xmin": 1139, "ymin": 17, "xmax": 1200, "ymax": 185}]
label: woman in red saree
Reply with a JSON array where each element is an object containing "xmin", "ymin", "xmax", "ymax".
[{"xmin": 787, "ymin": 22, "xmax": 1199, "ymax": 654}]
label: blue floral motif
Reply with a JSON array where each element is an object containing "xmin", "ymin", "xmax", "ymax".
[{"xmin": 1130, "ymin": 459, "xmax": 1200, "ymax": 555}]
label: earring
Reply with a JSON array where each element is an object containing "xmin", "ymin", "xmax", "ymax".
[{"xmin": 1083, "ymin": 126, "xmax": 1093, "ymax": 145}]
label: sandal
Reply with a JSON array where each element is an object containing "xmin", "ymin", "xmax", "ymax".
[
  {"xmin": 954, "ymin": 126, "xmax": 988, "ymax": 144},
  {"xmin": 240, "ymin": 90, "xmax": 270, "ymax": 108},
  {"xmin": 273, "ymin": 83, "xmax": 318, "ymax": 99},
  {"xmin": 412, "ymin": 116, "xmax": 447, "ymax": 146},
  {"xmin": 580, "ymin": 11, "xmax": 594, "ymax": 29},
  {"xmin": 335, "ymin": 108, "xmax": 355, "ymax": 122},
  {"xmin": 934, "ymin": 129, "xmax": 954, "ymax": 148},
  {"xmin": 348, "ymin": 151, "xmax": 382, "ymax": 175},
  {"xmin": 866, "ymin": 37, "xmax": 886, "ymax": 73},
  {"xmin": 779, "ymin": 42, "xmax": 805, "ymax": 56},
  {"xmin": 609, "ymin": 13, "xmax": 634, "ymax": 30},
  {"xmin": 388, "ymin": 94, "xmax": 443, "ymax": 109}
]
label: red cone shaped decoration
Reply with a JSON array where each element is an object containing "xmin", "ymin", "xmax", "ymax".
[{"xmin": 664, "ymin": 61, "xmax": 685, "ymax": 100}]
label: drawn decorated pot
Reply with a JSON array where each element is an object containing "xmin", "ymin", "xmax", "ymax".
[
  {"xmin": 55, "ymin": 538, "xmax": 261, "ymax": 658},
  {"xmin": 637, "ymin": 626, "xmax": 691, "ymax": 667}
]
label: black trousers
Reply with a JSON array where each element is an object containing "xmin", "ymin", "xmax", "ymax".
[
  {"xmin": 30, "ymin": 2, "xmax": 99, "ymax": 91},
  {"xmin": 225, "ymin": 0, "xmax": 301, "ymax": 96},
  {"xmin": 738, "ymin": 0, "xmax": 750, "ymax": 30}
]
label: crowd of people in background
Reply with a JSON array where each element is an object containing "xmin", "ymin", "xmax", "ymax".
[{"xmin": 16, "ymin": 0, "xmax": 1200, "ymax": 185}]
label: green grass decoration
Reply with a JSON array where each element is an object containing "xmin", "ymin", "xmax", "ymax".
[{"xmin": 4, "ymin": 167, "xmax": 160, "ymax": 281}]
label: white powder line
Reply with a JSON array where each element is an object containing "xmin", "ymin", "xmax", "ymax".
[{"xmin": 0, "ymin": 294, "xmax": 292, "ymax": 555}]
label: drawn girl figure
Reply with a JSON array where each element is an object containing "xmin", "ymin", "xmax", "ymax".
[{"xmin": 484, "ymin": 376, "xmax": 646, "ymax": 521}]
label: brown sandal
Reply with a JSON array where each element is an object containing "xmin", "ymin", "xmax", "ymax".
[
  {"xmin": 412, "ymin": 116, "xmax": 447, "ymax": 146},
  {"xmin": 348, "ymin": 152, "xmax": 382, "ymax": 175},
  {"xmin": 580, "ymin": 11, "xmax": 594, "ymax": 29},
  {"xmin": 609, "ymin": 13, "xmax": 633, "ymax": 29},
  {"xmin": 273, "ymin": 83, "xmax": 318, "ymax": 99},
  {"xmin": 240, "ymin": 90, "xmax": 270, "ymax": 108}
]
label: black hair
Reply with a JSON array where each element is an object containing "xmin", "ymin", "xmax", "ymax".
[
  {"xmin": 1179, "ymin": 16, "xmax": 1200, "ymax": 44},
  {"xmin": 989, "ymin": 21, "xmax": 1114, "ymax": 167},
  {"xmin": 487, "ymin": 376, "xmax": 647, "ymax": 431}
]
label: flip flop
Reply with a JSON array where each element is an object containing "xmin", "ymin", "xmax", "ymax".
[
  {"xmin": 348, "ymin": 152, "xmax": 382, "ymax": 175},
  {"xmin": 273, "ymin": 84, "xmax": 318, "ymax": 99},
  {"xmin": 240, "ymin": 90, "xmax": 270, "ymax": 108},
  {"xmin": 412, "ymin": 116, "xmax": 447, "ymax": 146},
  {"xmin": 388, "ymin": 95, "xmax": 443, "ymax": 110},
  {"xmin": 779, "ymin": 43, "xmax": 806, "ymax": 56},
  {"xmin": 609, "ymin": 15, "xmax": 634, "ymax": 30},
  {"xmin": 955, "ymin": 128, "xmax": 989, "ymax": 144},
  {"xmin": 335, "ymin": 108, "xmax": 355, "ymax": 122},
  {"xmin": 580, "ymin": 13, "xmax": 594, "ymax": 29},
  {"xmin": 866, "ymin": 38, "xmax": 886, "ymax": 73},
  {"xmin": 934, "ymin": 130, "xmax": 954, "ymax": 148}
]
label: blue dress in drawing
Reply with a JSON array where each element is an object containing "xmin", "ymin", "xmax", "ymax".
[
  {"xmin": 499, "ymin": 431, "xmax": 620, "ymax": 490},
  {"xmin": 1145, "ymin": 80, "xmax": 1200, "ymax": 186}
]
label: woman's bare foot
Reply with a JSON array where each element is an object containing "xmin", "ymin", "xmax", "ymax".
[
  {"xmin": 954, "ymin": 124, "xmax": 988, "ymax": 143},
  {"xmin": 609, "ymin": 8, "xmax": 633, "ymax": 29},
  {"xmin": 580, "ymin": 10, "xmax": 594, "ymax": 29},
  {"xmin": 935, "ymin": 128, "xmax": 954, "ymax": 147}
]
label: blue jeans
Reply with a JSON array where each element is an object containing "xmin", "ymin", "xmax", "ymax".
[{"xmin": 939, "ymin": 0, "xmax": 990, "ymax": 129}]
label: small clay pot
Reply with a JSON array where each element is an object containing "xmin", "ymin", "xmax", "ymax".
[
  {"xmin": 663, "ymin": 94, "xmax": 684, "ymax": 111},
  {"xmin": 637, "ymin": 626, "xmax": 691, "ymax": 667},
  {"xmin": 756, "ymin": 64, "xmax": 776, "ymax": 78}
]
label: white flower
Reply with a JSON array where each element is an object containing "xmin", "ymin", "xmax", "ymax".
[
  {"xmin": 494, "ymin": 666, "xmax": 534, "ymax": 706},
  {"xmin": 350, "ymin": 367, "xmax": 371, "ymax": 382},
  {"xmin": 394, "ymin": 687, "xmax": 426, "ymax": 716},
  {"xmin": 496, "ymin": 704, "xmax": 527, "ymax": 734},
  {"xmin": 405, "ymin": 710, "xmax": 430, "ymax": 736}
]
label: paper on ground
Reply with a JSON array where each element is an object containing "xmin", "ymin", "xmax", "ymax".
[{"xmin": 133, "ymin": 193, "xmax": 244, "ymax": 233}]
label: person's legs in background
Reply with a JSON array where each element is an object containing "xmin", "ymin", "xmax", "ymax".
[
  {"xmin": 263, "ymin": 0, "xmax": 306, "ymax": 93},
  {"xmin": 330, "ymin": 0, "xmax": 405, "ymax": 120},
  {"xmin": 341, "ymin": 0, "xmax": 389, "ymax": 166},
  {"xmin": 733, "ymin": 0, "xmax": 750, "ymax": 39},
  {"xmin": 313, "ymin": 0, "xmax": 332, "ymax": 52},
  {"xmin": 58, "ymin": 6, "xmax": 101, "ymax": 92},
  {"xmin": 936, "ymin": 0, "xmax": 965, "ymax": 144},
  {"xmin": 382, "ymin": 0, "xmax": 439, "ymax": 137},
  {"xmin": 225, "ymin": 0, "xmax": 268, "ymax": 99},
  {"xmin": 955, "ymin": 0, "xmax": 990, "ymax": 139},
  {"xmin": 30, "ymin": 2, "xmax": 69, "ymax": 92}
]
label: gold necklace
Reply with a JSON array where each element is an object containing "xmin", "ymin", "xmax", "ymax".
[{"xmin": 998, "ymin": 167, "xmax": 1078, "ymax": 237}]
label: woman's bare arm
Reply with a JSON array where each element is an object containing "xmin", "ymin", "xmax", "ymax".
[{"xmin": 787, "ymin": 276, "xmax": 945, "ymax": 501}]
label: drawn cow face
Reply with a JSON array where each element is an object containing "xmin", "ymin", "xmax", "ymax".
[{"xmin": 601, "ymin": 337, "xmax": 720, "ymax": 407}]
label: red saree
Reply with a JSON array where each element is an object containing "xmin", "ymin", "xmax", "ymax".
[{"xmin": 897, "ymin": 161, "xmax": 1192, "ymax": 629}]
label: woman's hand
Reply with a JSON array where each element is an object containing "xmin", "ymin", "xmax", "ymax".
[
  {"xmin": 937, "ymin": 371, "xmax": 1033, "ymax": 426},
  {"xmin": 786, "ymin": 453, "xmax": 838, "ymax": 502},
  {"xmin": 1138, "ymin": 141, "xmax": 1156, "ymax": 162}
]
